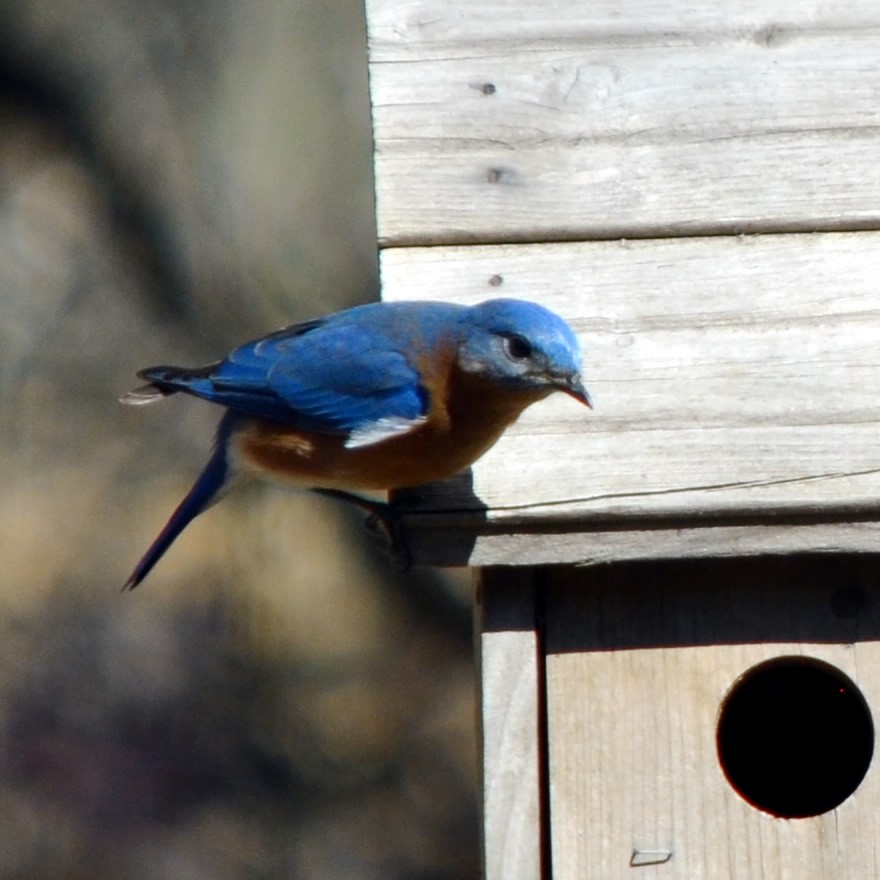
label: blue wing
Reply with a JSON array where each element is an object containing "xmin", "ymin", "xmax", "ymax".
[{"xmin": 132, "ymin": 303, "xmax": 453, "ymax": 439}]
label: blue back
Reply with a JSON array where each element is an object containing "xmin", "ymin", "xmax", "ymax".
[{"xmin": 158, "ymin": 301, "xmax": 467, "ymax": 434}]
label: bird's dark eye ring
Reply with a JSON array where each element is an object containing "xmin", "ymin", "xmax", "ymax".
[{"xmin": 504, "ymin": 334, "xmax": 532, "ymax": 361}]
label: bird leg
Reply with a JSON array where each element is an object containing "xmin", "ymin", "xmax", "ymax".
[{"xmin": 310, "ymin": 488, "xmax": 410, "ymax": 571}]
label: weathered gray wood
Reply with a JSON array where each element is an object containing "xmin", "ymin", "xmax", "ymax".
[
  {"xmin": 381, "ymin": 231, "xmax": 880, "ymax": 564},
  {"xmin": 400, "ymin": 518, "xmax": 880, "ymax": 568},
  {"xmin": 366, "ymin": 6, "xmax": 880, "ymax": 880},
  {"xmin": 368, "ymin": 0, "xmax": 880, "ymax": 60},
  {"xmin": 542, "ymin": 559, "xmax": 880, "ymax": 879},
  {"xmin": 367, "ymin": 0, "xmax": 880, "ymax": 244},
  {"xmin": 477, "ymin": 569, "xmax": 544, "ymax": 880}
]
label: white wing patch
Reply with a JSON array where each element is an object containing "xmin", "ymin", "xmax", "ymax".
[{"xmin": 344, "ymin": 415, "xmax": 427, "ymax": 449}]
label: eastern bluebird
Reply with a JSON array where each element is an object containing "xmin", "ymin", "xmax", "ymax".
[{"xmin": 121, "ymin": 298, "xmax": 590, "ymax": 588}]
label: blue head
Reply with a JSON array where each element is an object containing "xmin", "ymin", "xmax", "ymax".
[{"xmin": 456, "ymin": 299, "xmax": 591, "ymax": 406}]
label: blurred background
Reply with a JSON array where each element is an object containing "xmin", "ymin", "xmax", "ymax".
[{"xmin": 0, "ymin": 1, "xmax": 479, "ymax": 877}]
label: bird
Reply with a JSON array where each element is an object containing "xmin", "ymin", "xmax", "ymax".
[{"xmin": 121, "ymin": 298, "xmax": 591, "ymax": 588}]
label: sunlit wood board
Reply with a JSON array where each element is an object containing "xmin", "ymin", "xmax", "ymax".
[
  {"xmin": 380, "ymin": 231, "xmax": 880, "ymax": 565},
  {"xmin": 367, "ymin": 0, "xmax": 880, "ymax": 245},
  {"xmin": 542, "ymin": 560, "xmax": 880, "ymax": 880}
]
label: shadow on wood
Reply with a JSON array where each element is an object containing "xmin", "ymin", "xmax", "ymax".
[
  {"xmin": 392, "ymin": 469, "xmax": 488, "ymax": 566},
  {"xmin": 545, "ymin": 555, "xmax": 880, "ymax": 652}
]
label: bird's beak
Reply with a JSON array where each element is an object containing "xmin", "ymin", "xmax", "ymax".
[{"xmin": 561, "ymin": 375, "xmax": 593, "ymax": 409}]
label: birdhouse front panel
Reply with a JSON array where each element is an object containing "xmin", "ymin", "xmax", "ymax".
[{"xmin": 542, "ymin": 558, "xmax": 880, "ymax": 880}]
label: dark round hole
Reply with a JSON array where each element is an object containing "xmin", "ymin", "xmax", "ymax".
[{"xmin": 716, "ymin": 656, "xmax": 873, "ymax": 818}]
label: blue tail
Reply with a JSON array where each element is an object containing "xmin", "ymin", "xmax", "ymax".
[{"xmin": 124, "ymin": 418, "xmax": 235, "ymax": 590}]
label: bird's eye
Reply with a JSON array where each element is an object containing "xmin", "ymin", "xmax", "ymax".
[{"xmin": 504, "ymin": 334, "xmax": 532, "ymax": 361}]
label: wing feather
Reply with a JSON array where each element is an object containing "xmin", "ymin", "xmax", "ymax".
[{"xmin": 129, "ymin": 301, "xmax": 465, "ymax": 442}]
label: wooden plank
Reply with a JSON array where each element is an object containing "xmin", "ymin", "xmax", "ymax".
[
  {"xmin": 368, "ymin": 1, "xmax": 880, "ymax": 59},
  {"xmin": 542, "ymin": 558, "xmax": 880, "ymax": 879},
  {"xmin": 380, "ymin": 230, "xmax": 880, "ymax": 564},
  {"xmin": 366, "ymin": 0, "xmax": 880, "ymax": 244},
  {"xmin": 400, "ymin": 517, "xmax": 880, "ymax": 568},
  {"xmin": 477, "ymin": 569, "xmax": 545, "ymax": 880}
]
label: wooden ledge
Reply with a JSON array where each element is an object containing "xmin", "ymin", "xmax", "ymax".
[{"xmin": 381, "ymin": 232, "xmax": 880, "ymax": 566}]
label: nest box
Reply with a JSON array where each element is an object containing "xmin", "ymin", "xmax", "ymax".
[{"xmin": 364, "ymin": 1, "xmax": 880, "ymax": 876}]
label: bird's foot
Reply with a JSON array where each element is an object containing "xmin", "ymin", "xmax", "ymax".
[
  {"xmin": 311, "ymin": 489, "xmax": 411, "ymax": 571},
  {"xmin": 362, "ymin": 507, "xmax": 410, "ymax": 572}
]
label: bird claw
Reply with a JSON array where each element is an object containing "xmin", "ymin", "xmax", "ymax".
[
  {"xmin": 312, "ymin": 489, "xmax": 411, "ymax": 571},
  {"xmin": 363, "ymin": 508, "xmax": 411, "ymax": 571}
]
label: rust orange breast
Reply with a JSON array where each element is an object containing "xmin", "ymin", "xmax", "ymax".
[{"xmin": 231, "ymin": 365, "xmax": 550, "ymax": 492}]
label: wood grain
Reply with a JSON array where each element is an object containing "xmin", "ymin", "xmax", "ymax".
[
  {"xmin": 367, "ymin": 0, "xmax": 880, "ymax": 244},
  {"xmin": 366, "ymin": 6, "xmax": 880, "ymax": 877},
  {"xmin": 477, "ymin": 569, "xmax": 544, "ymax": 880},
  {"xmin": 381, "ymin": 231, "xmax": 880, "ymax": 564},
  {"xmin": 542, "ymin": 559, "xmax": 880, "ymax": 879}
]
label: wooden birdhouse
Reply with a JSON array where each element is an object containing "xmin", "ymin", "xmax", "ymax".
[{"xmin": 363, "ymin": 1, "xmax": 880, "ymax": 877}]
